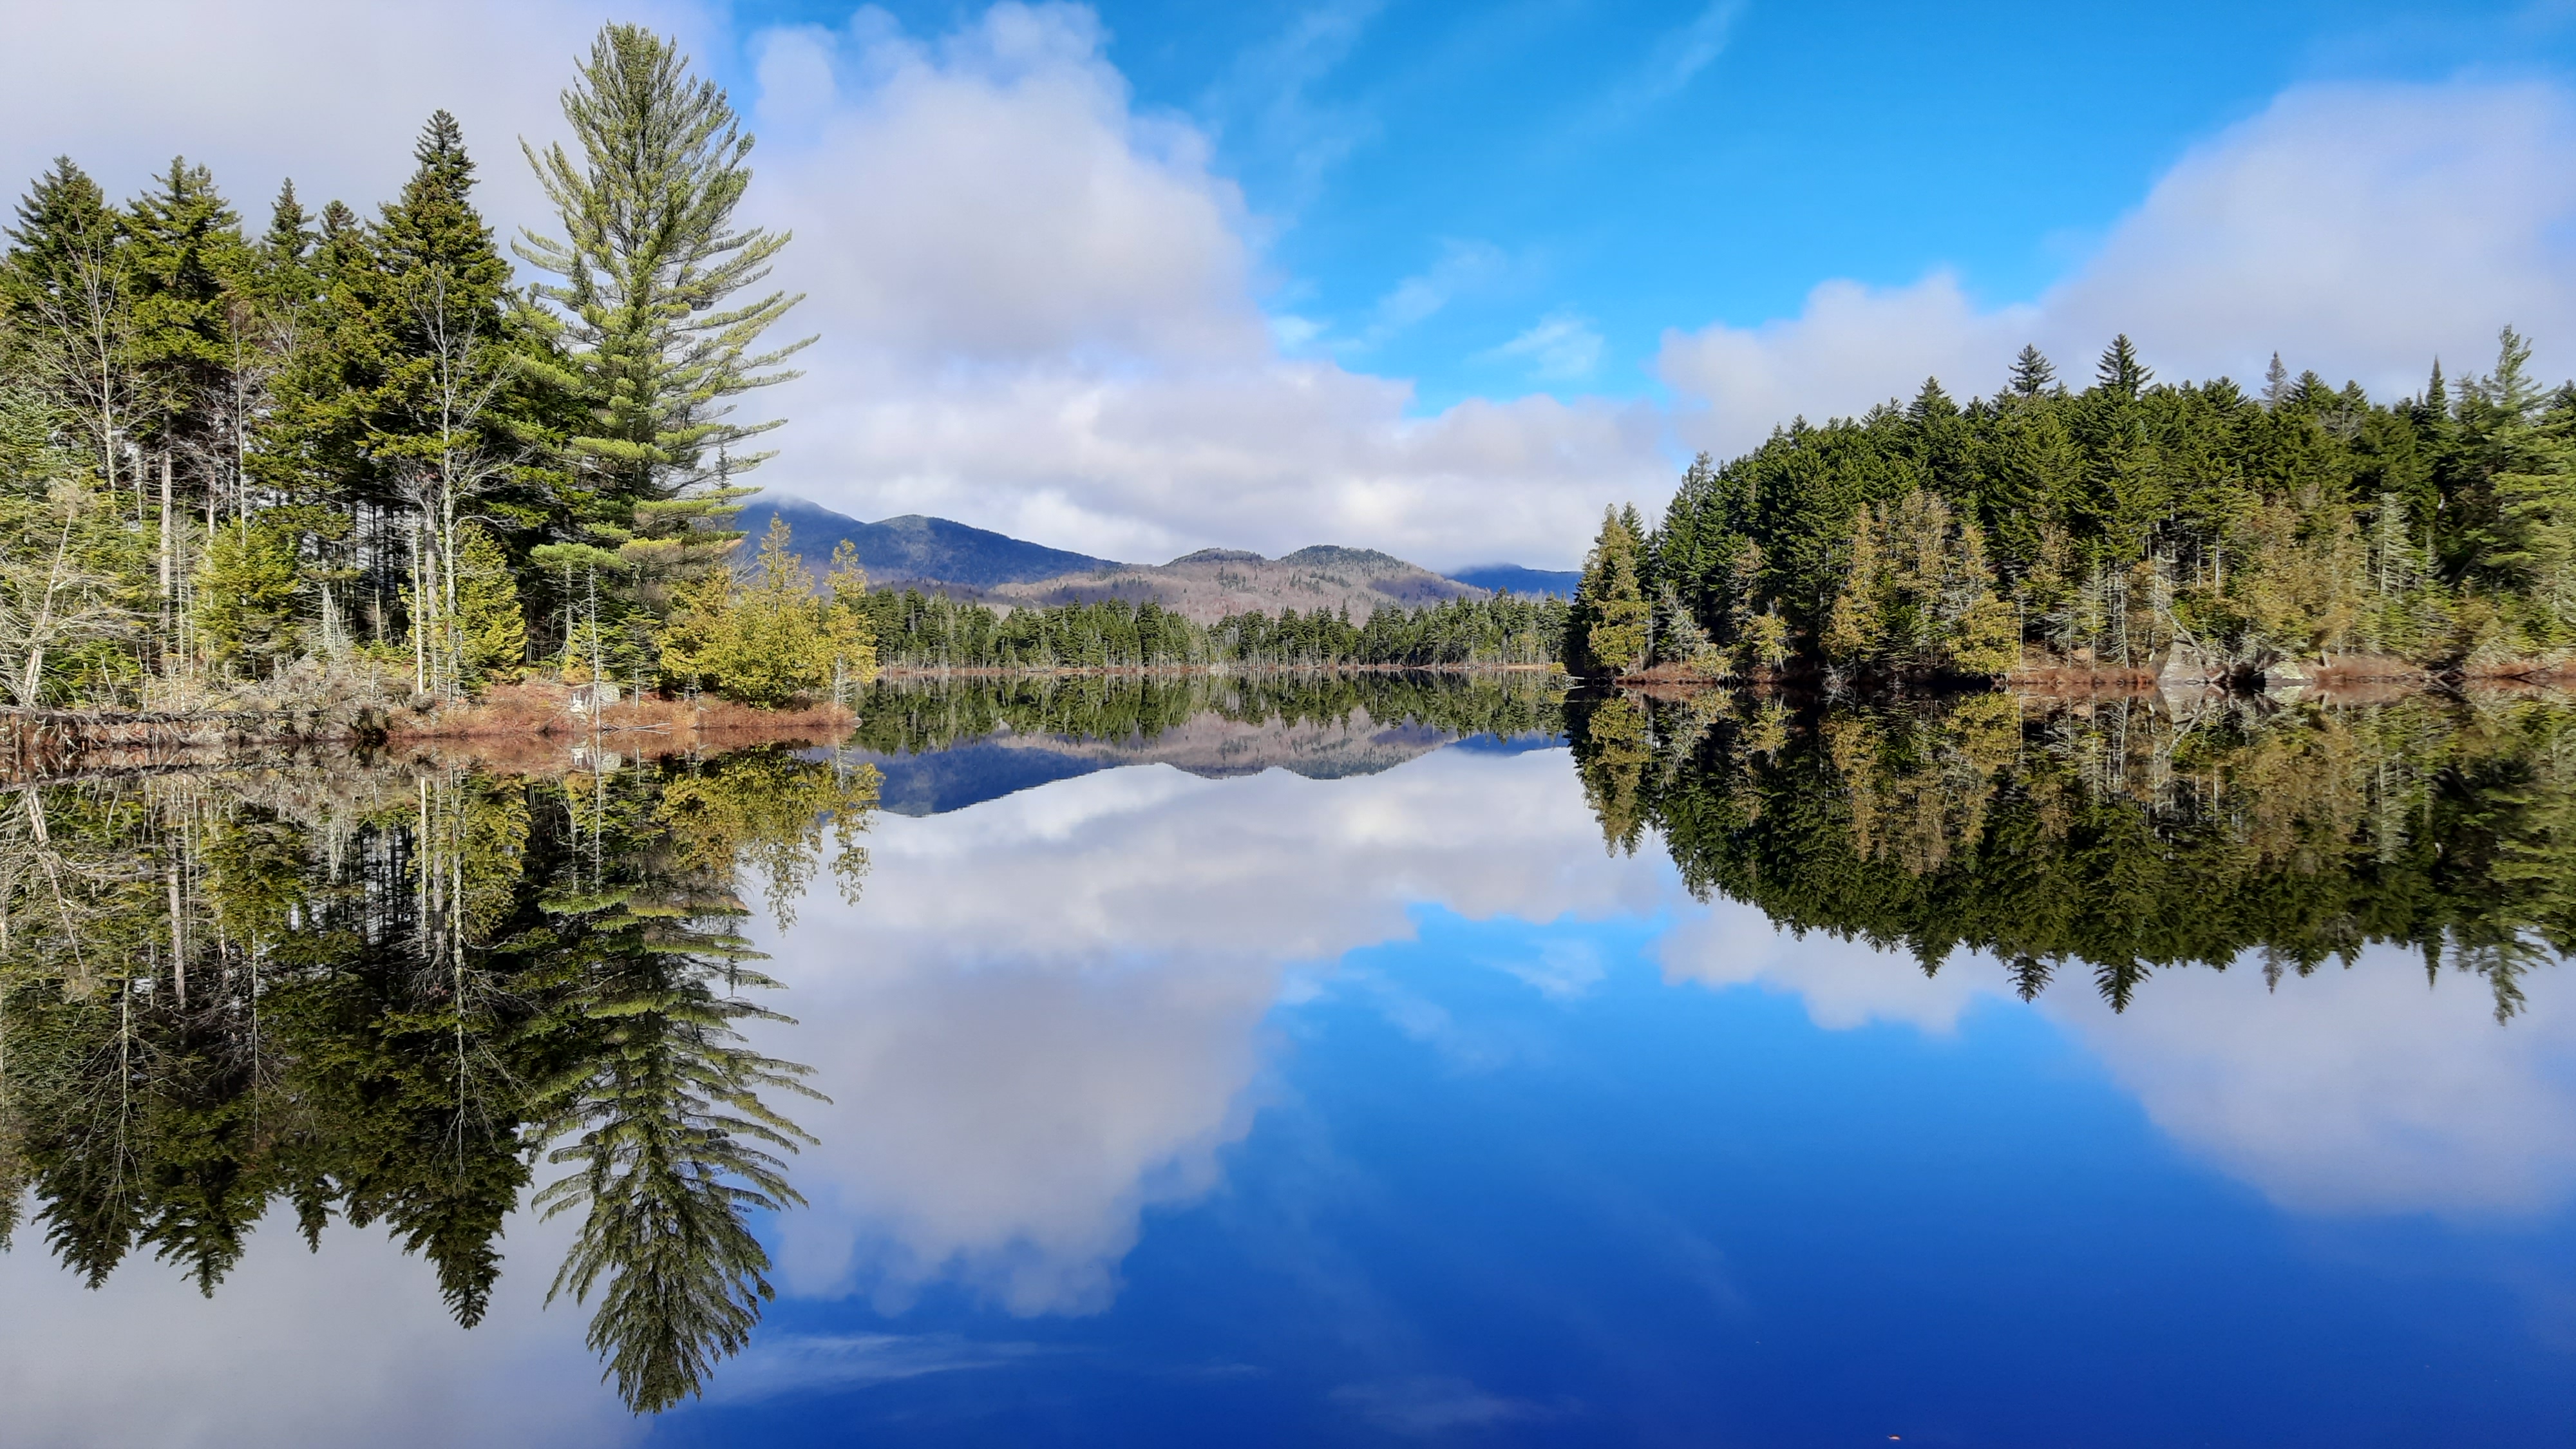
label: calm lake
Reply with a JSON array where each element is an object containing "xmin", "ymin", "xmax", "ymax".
[{"xmin": 4, "ymin": 675, "xmax": 2573, "ymax": 1446}]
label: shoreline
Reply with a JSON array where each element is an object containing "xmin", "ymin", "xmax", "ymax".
[
  {"xmin": 1596, "ymin": 652, "xmax": 2575, "ymax": 698},
  {"xmin": 0, "ymin": 667, "xmax": 1561, "ymax": 783},
  {"xmin": 871, "ymin": 662, "xmax": 1564, "ymax": 679}
]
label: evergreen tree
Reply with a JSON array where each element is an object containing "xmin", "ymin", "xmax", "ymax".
[
  {"xmin": 1907, "ymin": 376, "xmax": 1957, "ymax": 422},
  {"xmin": 1645, "ymin": 332, "xmax": 2576, "ymax": 674},
  {"xmin": 1568, "ymin": 506, "xmax": 1649, "ymax": 675},
  {"xmin": 2095, "ymin": 334, "xmax": 2151, "ymax": 401},
  {"xmin": 2008, "ymin": 344, "xmax": 2056, "ymax": 399},
  {"xmin": 3, "ymin": 158, "xmax": 136, "ymax": 498},
  {"xmin": 194, "ymin": 511, "xmax": 301, "ymax": 672},
  {"xmin": 246, "ymin": 180, "xmax": 316, "ymax": 316},
  {"xmin": 515, "ymin": 24, "xmax": 810, "ymax": 522},
  {"xmin": 123, "ymin": 158, "xmax": 247, "ymax": 484},
  {"xmin": 656, "ymin": 516, "xmax": 847, "ymax": 705}
]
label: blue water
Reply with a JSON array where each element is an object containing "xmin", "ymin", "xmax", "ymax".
[
  {"xmin": 5, "ymin": 734, "xmax": 2570, "ymax": 1446},
  {"xmin": 656, "ymin": 902, "xmax": 2576, "ymax": 1446}
]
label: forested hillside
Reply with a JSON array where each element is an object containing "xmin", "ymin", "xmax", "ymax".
[
  {"xmin": 1564, "ymin": 335, "xmax": 2576, "ymax": 681},
  {"xmin": 734, "ymin": 497, "xmax": 1117, "ymax": 590},
  {"xmin": 981, "ymin": 542, "xmax": 1488, "ymax": 624}
]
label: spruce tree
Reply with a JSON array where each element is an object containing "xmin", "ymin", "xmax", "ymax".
[
  {"xmin": 2095, "ymin": 334, "xmax": 2150, "ymax": 400},
  {"xmin": 2008, "ymin": 345, "xmax": 2056, "ymax": 399},
  {"xmin": 3, "ymin": 158, "xmax": 135, "ymax": 497},
  {"xmin": 1569, "ymin": 507, "xmax": 1650, "ymax": 675},
  {"xmin": 3, "ymin": 158, "xmax": 116, "ymax": 319},
  {"xmin": 124, "ymin": 158, "xmax": 247, "ymax": 469}
]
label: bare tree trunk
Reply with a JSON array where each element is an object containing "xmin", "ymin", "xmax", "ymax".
[
  {"xmin": 412, "ymin": 515, "xmax": 428, "ymax": 696},
  {"xmin": 167, "ymin": 864, "xmax": 185, "ymax": 1009},
  {"xmin": 157, "ymin": 455, "xmax": 173, "ymax": 605}
]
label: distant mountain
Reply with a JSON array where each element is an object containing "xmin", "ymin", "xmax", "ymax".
[
  {"xmin": 1446, "ymin": 564, "xmax": 1580, "ymax": 600},
  {"xmin": 989, "ymin": 542, "xmax": 1485, "ymax": 625},
  {"xmin": 738, "ymin": 497, "xmax": 1117, "ymax": 590},
  {"xmin": 741, "ymin": 496, "xmax": 1522, "ymax": 623}
]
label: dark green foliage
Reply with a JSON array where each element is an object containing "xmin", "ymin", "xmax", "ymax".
[
  {"xmin": 0, "ymin": 750, "xmax": 876, "ymax": 1412},
  {"xmin": 845, "ymin": 670, "xmax": 1566, "ymax": 757},
  {"xmin": 1638, "ymin": 332, "xmax": 2576, "ymax": 678},
  {"xmin": 515, "ymin": 24, "xmax": 806, "ymax": 512},
  {"xmin": 2, "ymin": 157, "xmax": 117, "ymax": 325},
  {"xmin": 1573, "ymin": 688, "xmax": 2576, "ymax": 1018},
  {"xmin": 851, "ymin": 589, "xmax": 1567, "ymax": 671},
  {"xmin": 0, "ymin": 24, "xmax": 793, "ymax": 709}
]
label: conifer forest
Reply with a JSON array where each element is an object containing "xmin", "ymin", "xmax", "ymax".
[
  {"xmin": 1564, "ymin": 335, "xmax": 2576, "ymax": 685},
  {"xmin": 0, "ymin": 25, "xmax": 872, "ymax": 721}
]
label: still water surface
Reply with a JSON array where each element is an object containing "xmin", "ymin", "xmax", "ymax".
[{"xmin": 3, "ymin": 676, "xmax": 2572, "ymax": 1446}]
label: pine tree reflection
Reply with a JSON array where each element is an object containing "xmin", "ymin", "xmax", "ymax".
[{"xmin": 0, "ymin": 746, "xmax": 875, "ymax": 1412}]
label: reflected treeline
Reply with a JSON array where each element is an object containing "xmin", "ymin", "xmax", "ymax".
[
  {"xmin": 850, "ymin": 668, "xmax": 1567, "ymax": 754},
  {"xmin": 0, "ymin": 746, "xmax": 877, "ymax": 1412},
  {"xmin": 1571, "ymin": 688, "xmax": 2576, "ymax": 1018}
]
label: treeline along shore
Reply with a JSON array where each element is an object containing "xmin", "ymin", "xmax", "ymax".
[
  {"xmin": 7, "ymin": 18, "xmax": 2568, "ymax": 753},
  {"xmin": 1562, "ymin": 334, "xmax": 2576, "ymax": 690},
  {"xmin": 0, "ymin": 15, "xmax": 1564, "ymax": 750}
]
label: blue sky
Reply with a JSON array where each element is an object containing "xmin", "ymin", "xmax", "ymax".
[
  {"xmin": 6, "ymin": 1, "xmax": 2576, "ymax": 564},
  {"xmin": 712, "ymin": 0, "xmax": 2576, "ymax": 408}
]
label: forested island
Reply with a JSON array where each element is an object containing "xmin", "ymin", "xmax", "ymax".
[{"xmin": 1565, "ymin": 335, "xmax": 2576, "ymax": 686}]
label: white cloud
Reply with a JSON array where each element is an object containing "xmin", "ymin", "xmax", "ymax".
[
  {"xmin": 1194, "ymin": 0, "xmax": 1387, "ymax": 214},
  {"xmin": 744, "ymin": 744, "xmax": 1666, "ymax": 1316},
  {"xmin": 1356, "ymin": 239, "xmax": 1511, "ymax": 348},
  {"xmin": 1658, "ymin": 80, "xmax": 2576, "ymax": 460},
  {"xmin": 1480, "ymin": 310, "xmax": 1608, "ymax": 383},
  {"xmin": 733, "ymin": 5, "xmax": 1665, "ymax": 570},
  {"xmin": 2041, "ymin": 956, "xmax": 2576, "ymax": 1217},
  {"xmin": 750, "ymin": 6, "xmax": 1266, "ymax": 366},
  {"xmin": 1658, "ymin": 900, "xmax": 2576, "ymax": 1218},
  {"xmin": 1331, "ymin": 1374, "xmax": 1555, "ymax": 1434},
  {"xmin": 1578, "ymin": 0, "xmax": 1746, "ymax": 135},
  {"xmin": 0, "ymin": 0, "xmax": 717, "ymax": 251},
  {"xmin": 0, "ymin": 1212, "xmax": 635, "ymax": 1449}
]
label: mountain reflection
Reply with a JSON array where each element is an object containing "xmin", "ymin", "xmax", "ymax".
[
  {"xmin": 1573, "ymin": 687, "xmax": 2576, "ymax": 1018},
  {"xmin": 0, "ymin": 746, "xmax": 877, "ymax": 1412}
]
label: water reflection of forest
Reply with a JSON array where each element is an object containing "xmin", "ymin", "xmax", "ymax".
[
  {"xmin": 847, "ymin": 668, "xmax": 1568, "ymax": 756},
  {"xmin": 1572, "ymin": 688, "xmax": 2576, "ymax": 1018},
  {"xmin": 0, "ymin": 747, "xmax": 878, "ymax": 1413}
]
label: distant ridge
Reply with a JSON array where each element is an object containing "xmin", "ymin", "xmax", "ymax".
[
  {"xmin": 987, "ymin": 542, "xmax": 1483, "ymax": 625},
  {"xmin": 1447, "ymin": 564, "xmax": 1580, "ymax": 600},
  {"xmin": 739, "ymin": 496, "xmax": 1571, "ymax": 622},
  {"xmin": 737, "ymin": 497, "xmax": 1116, "ymax": 590}
]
